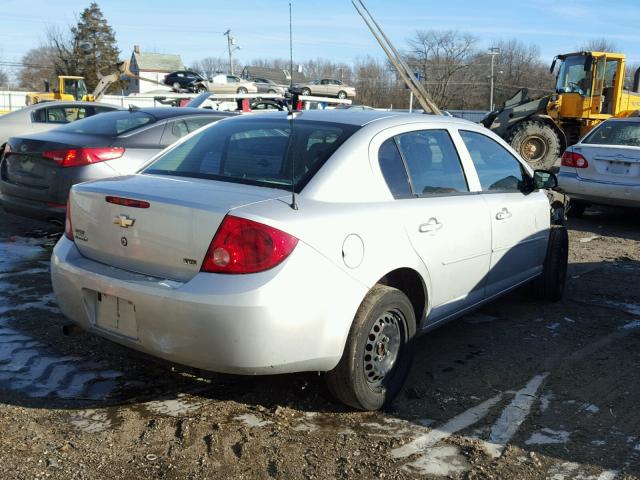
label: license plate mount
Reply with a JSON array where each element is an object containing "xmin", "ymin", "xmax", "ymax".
[{"xmin": 95, "ymin": 292, "xmax": 138, "ymax": 339}]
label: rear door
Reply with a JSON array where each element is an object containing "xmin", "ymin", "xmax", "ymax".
[
  {"xmin": 376, "ymin": 127, "xmax": 492, "ymax": 322},
  {"xmin": 457, "ymin": 129, "xmax": 549, "ymax": 296}
]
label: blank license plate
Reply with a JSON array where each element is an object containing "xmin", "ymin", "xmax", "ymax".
[
  {"xmin": 95, "ymin": 292, "xmax": 138, "ymax": 339},
  {"xmin": 609, "ymin": 162, "xmax": 630, "ymax": 174}
]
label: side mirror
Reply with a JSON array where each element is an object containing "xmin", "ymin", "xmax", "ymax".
[
  {"xmin": 584, "ymin": 55, "xmax": 593, "ymax": 72},
  {"xmin": 533, "ymin": 169, "xmax": 558, "ymax": 190}
]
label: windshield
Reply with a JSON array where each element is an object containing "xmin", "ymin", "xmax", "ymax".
[
  {"xmin": 556, "ymin": 55, "xmax": 592, "ymax": 96},
  {"xmin": 63, "ymin": 79, "xmax": 88, "ymax": 100},
  {"xmin": 144, "ymin": 117, "xmax": 359, "ymax": 192},
  {"xmin": 55, "ymin": 110, "xmax": 155, "ymax": 136},
  {"xmin": 583, "ymin": 121, "xmax": 640, "ymax": 146}
]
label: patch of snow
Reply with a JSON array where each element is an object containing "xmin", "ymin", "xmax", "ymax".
[
  {"xmin": 402, "ymin": 445, "xmax": 470, "ymax": 476},
  {"xmin": 525, "ymin": 428, "xmax": 571, "ymax": 445},
  {"xmin": 234, "ymin": 413, "xmax": 272, "ymax": 428},
  {"xmin": 144, "ymin": 395, "xmax": 204, "ymax": 417},
  {"xmin": 540, "ymin": 393, "xmax": 554, "ymax": 412},
  {"xmin": 547, "ymin": 323, "xmax": 561, "ymax": 330},
  {"xmin": 581, "ymin": 403, "xmax": 600, "ymax": 414},
  {"xmin": 0, "ymin": 237, "xmax": 47, "ymax": 273}
]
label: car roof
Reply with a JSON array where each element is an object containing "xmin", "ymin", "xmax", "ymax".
[
  {"xmin": 227, "ymin": 109, "xmax": 476, "ymax": 128},
  {"xmin": 125, "ymin": 107, "xmax": 235, "ymax": 120},
  {"xmin": 599, "ymin": 116, "xmax": 640, "ymax": 123},
  {"xmin": 8, "ymin": 101, "xmax": 120, "ymax": 114}
]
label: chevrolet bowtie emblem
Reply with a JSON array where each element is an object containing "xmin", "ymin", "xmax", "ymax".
[{"xmin": 114, "ymin": 214, "xmax": 135, "ymax": 228}]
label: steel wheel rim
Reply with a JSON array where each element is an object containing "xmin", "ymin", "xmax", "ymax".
[
  {"xmin": 364, "ymin": 309, "xmax": 403, "ymax": 387},
  {"xmin": 521, "ymin": 135, "xmax": 548, "ymax": 163}
]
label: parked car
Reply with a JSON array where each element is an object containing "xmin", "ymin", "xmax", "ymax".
[
  {"xmin": 207, "ymin": 75, "xmax": 258, "ymax": 95},
  {"xmin": 51, "ymin": 110, "xmax": 566, "ymax": 410},
  {"xmin": 163, "ymin": 71, "xmax": 208, "ymax": 93},
  {"xmin": 558, "ymin": 117, "xmax": 640, "ymax": 216},
  {"xmin": 0, "ymin": 101, "xmax": 119, "ymax": 150},
  {"xmin": 0, "ymin": 107, "xmax": 234, "ymax": 221},
  {"xmin": 251, "ymin": 77, "xmax": 286, "ymax": 95},
  {"xmin": 290, "ymin": 78, "xmax": 356, "ymax": 99}
]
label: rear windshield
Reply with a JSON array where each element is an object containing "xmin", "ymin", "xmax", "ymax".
[
  {"xmin": 143, "ymin": 117, "xmax": 359, "ymax": 191},
  {"xmin": 583, "ymin": 121, "xmax": 640, "ymax": 146},
  {"xmin": 54, "ymin": 111, "xmax": 155, "ymax": 136}
]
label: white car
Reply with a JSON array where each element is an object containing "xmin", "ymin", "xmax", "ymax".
[
  {"xmin": 51, "ymin": 111, "xmax": 567, "ymax": 410},
  {"xmin": 558, "ymin": 117, "xmax": 640, "ymax": 216}
]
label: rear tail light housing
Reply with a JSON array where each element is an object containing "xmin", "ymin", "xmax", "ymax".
[
  {"xmin": 106, "ymin": 196, "xmax": 150, "ymax": 208},
  {"xmin": 201, "ymin": 215, "xmax": 298, "ymax": 274},
  {"xmin": 561, "ymin": 151, "xmax": 589, "ymax": 168},
  {"xmin": 43, "ymin": 147, "xmax": 125, "ymax": 168},
  {"xmin": 64, "ymin": 199, "xmax": 73, "ymax": 241}
]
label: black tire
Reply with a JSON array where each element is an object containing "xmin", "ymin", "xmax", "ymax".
[
  {"xmin": 301, "ymin": 87, "xmax": 311, "ymax": 96},
  {"xmin": 196, "ymin": 85, "xmax": 208, "ymax": 93},
  {"xmin": 567, "ymin": 199, "xmax": 587, "ymax": 218},
  {"xmin": 237, "ymin": 87, "xmax": 248, "ymax": 94},
  {"xmin": 530, "ymin": 225, "xmax": 568, "ymax": 302},
  {"xmin": 324, "ymin": 285, "xmax": 416, "ymax": 411},
  {"xmin": 337, "ymin": 90, "xmax": 347, "ymax": 100},
  {"xmin": 267, "ymin": 89, "xmax": 276, "ymax": 94},
  {"xmin": 172, "ymin": 82, "xmax": 181, "ymax": 91},
  {"xmin": 506, "ymin": 120, "xmax": 562, "ymax": 170}
]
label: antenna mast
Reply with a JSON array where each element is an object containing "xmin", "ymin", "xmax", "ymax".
[
  {"xmin": 352, "ymin": 0, "xmax": 442, "ymax": 115},
  {"xmin": 287, "ymin": 2, "xmax": 298, "ymax": 210}
]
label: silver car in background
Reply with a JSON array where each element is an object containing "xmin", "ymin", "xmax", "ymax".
[
  {"xmin": 252, "ymin": 77, "xmax": 286, "ymax": 95},
  {"xmin": 51, "ymin": 111, "xmax": 566, "ymax": 410},
  {"xmin": 290, "ymin": 78, "xmax": 357, "ymax": 99},
  {"xmin": 558, "ymin": 117, "xmax": 640, "ymax": 216}
]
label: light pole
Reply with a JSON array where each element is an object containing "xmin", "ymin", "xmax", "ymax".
[
  {"xmin": 224, "ymin": 29, "xmax": 240, "ymax": 75},
  {"xmin": 488, "ymin": 47, "xmax": 500, "ymax": 111}
]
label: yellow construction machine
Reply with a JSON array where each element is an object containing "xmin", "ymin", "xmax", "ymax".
[{"xmin": 482, "ymin": 51, "xmax": 640, "ymax": 168}]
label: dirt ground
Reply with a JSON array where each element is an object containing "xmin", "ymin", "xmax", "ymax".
[{"xmin": 0, "ymin": 206, "xmax": 638, "ymax": 480}]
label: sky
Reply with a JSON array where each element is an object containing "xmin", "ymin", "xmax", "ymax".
[{"xmin": 1, "ymin": 0, "xmax": 640, "ymax": 75}]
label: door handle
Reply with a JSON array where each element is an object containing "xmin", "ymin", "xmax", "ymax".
[
  {"xmin": 496, "ymin": 208, "xmax": 512, "ymax": 220},
  {"xmin": 419, "ymin": 217, "xmax": 443, "ymax": 233}
]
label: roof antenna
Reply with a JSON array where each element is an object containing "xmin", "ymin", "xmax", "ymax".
[{"xmin": 286, "ymin": 1, "xmax": 298, "ymax": 211}]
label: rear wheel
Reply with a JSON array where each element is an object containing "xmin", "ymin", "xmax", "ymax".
[
  {"xmin": 196, "ymin": 85, "xmax": 208, "ymax": 93},
  {"xmin": 567, "ymin": 199, "xmax": 587, "ymax": 218},
  {"xmin": 172, "ymin": 82, "xmax": 181, "ymax": 91},
  {"xmin": 507, "ymin": 120, "xmax": 562, "ymax": 170},
  {"xmin": 325, "ymin": 285, "xmax": 416, "ymax": 411},
  {"xmin": 301, "ymin": 87, "xmax": 311, "ymax": 96},
  {"xmin": 237, "ymin": 87, "xmax": 248, "ymax": 94},
  {"xmin": 530, "ymin": 225, "xmax": 568, "ymax": 302},
  {"xmin": 337, "ymin": 90, "xmax": 347, "ymax": 99}
]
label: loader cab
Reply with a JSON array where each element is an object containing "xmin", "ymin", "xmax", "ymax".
[
  {"xmin": 59, "ymin": 76, "xmax": 89, "ymax": 101},
  {"xmin": 551, "ymin": 52, "xmax": 625, "ymax": 120}
]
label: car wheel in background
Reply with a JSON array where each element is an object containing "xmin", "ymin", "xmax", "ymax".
[
  {"xmin": 196, "ymin": 85, "xmax": 208, "ymax": 93},
  {"xmin": 529, "ymin": 225, "xmax": 568, "ymax": 302},
  {"xmin": 567, "ymin": 199, "xmax": 588, "ymax": 218},
  {"xmin": 301, "ymin": 88, "xmax": 311, "ymax": 96},
  {"xmin": 325, "ymin": 285, "xmax": 416, "ymax": 411},
  {"xmin": 237, "ymin": 87, "xmax": 248, "ymax": 94},
  {"xmin": 172, "ymin": 82, "xmax": 181, "ymax": 91},
  {"xmin": 337, "ymin": 90, "xmax": 347, "ymax": 99},
  {"xmin": 267, "ymin": 89, "xmax": 276, "ymax": 94}
]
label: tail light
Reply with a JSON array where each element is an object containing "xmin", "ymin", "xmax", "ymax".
[
  {"xmin": 201, "ymin": 215, "xmax": 298, "ymax": 274},
  {"xmin": 561, "ymin": 151, "xmax": 589, "ymax": 168},
  {"xmin": 106, "ymin": 196, "xmax": 150, "ymax": 208},
  {"xmin": 64, "ymin": 199, "xmax": 74, "ymax": 241},
  {"xmin": 43, "ymin": 147, "xmax": 125, "ymax": 168}
]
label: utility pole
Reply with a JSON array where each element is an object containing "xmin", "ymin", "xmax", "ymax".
[
  {"xmin": 224, "ymin": 29, "xmax": 240, "ymax": 75},
  {"xmin": 488, "ymin": 47, "xmax": 500, "ymax": 111}
]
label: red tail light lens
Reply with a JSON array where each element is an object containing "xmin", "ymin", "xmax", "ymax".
[
  {"xmin": 106, "ymin": 196, "xmax": 150, "ymax": 208},
  {"xmin": 202, "ymin": 215, "xmax": 298, "ymax": 274},
  {"xmin": 43, "ymin": 147, "xmax": 125, "ymax": 168},
  {"xmin": 561, "ymin": 151, "xmax": 589, "ymax": 168},
  {"xmin": 64, "ymin": 199, "xmax": 73, "ymax": 241}
]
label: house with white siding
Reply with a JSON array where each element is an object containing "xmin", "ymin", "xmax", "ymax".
[{"xmin": 124, "ymin": 46, "xmax": 185, "ymax": 95}]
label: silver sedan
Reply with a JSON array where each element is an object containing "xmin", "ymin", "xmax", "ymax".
[
  {"xmin": 51, "ymin": 110, "xmax": 566, "ymax": 410},
  {"xmin": 558, "ymin": 117, "xmax": 640, "ymax": 216}
]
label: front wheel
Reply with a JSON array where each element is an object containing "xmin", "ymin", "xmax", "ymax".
[
  {"xmin": 506, "ymin": 120, "xmax": 562, "ymax": 170},
  {"xmin": 337, "ymin": 90, "xmax": 347, "ymax": 99},
  {"xmin": 325, "ymin": 285, "xmax": 416, "ymax": 410},
  {"xmin": 237, "ymin": 87, "xmax": 248, "ymax": 94},
  {"xmin": 301, "ymin": 87, "xmax": 311, "ymax": 96},
  {"xmin": 196, "ymin": 85, "xmax": 208, "ymax": 93},
  {"xmin": 530, "ymin": 225, "xmax": 568, "ymax": 302}
]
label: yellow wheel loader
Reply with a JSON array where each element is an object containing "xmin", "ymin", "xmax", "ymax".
[{"xmin": 482, "ymin": 51, "xmax": 640, "ymax": 169}]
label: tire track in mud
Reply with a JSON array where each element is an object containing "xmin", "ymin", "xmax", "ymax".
[{"xmin": 0, "ymin": 236, "xmax": 124, "ymax": 401}]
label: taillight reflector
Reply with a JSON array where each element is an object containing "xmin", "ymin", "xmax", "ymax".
[
  {"xmin": 561, "ymin": 151, "xmax": 589, "ymax": 168},
  {"xmin": 43, "ymin": 147, "xmax": 125, "ymax": 168},
  {"xmin": 201, "ymin": 215, "xmax": 298, "ymax": 274},
  {"xmin": 64, "ymin": 199, "xmax": 73, "ymax": 241},
  {"xmin": 105, "ymin": 196, "xmax": 150, "ymax": 208}
]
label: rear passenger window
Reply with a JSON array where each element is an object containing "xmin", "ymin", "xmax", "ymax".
[
  {"xmin": 185, "ymin": 117, "xmax": 218, "ymax": 132},
  {"xmin": 395, "ymin": 130, "xmax": 468, "ymax": 195},
  {"xmin": 378, "ymin": 138, "xmax": 412, "ymax": 198},
  {"xmin": 459, "ymin": 130, "xmax": 527, "ymax": 192}
]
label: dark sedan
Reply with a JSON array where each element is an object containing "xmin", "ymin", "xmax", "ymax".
[{"xmin": 0, "ymin": 107, "xmax": 234, "ymax": 222}]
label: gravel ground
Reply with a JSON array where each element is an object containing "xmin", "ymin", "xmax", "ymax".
[{"xmin": 0, "ymin": 206, "xmax": 638, "ymax": 480}]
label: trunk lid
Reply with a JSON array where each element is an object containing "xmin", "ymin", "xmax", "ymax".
[
  {"xmin": 69, "ymin": 174, "xmax": 287, "ymax": 281},
  {"xmin": 574, "ymin": 144, "xmax": 640, "ymax": 184}
]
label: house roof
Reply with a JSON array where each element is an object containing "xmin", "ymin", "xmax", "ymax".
[
  {"xmin": 132, "ymin": 52, "xmax": 184, "ymax": 72},
  {"xmin": 242, "ymin": 66, "xmax": 307, "ymax": 85}
]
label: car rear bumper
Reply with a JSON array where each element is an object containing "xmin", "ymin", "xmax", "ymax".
[
  {"xmin": 51, "ymin": 237, "xmax": 367, "ymax": 375},
  {"xmin": 0, "ymin": 190, "xmax": 66, "ymax": 221},
  {"xmin": 558, "ymin": 171, "xmax": 640, "ymax": 207}
]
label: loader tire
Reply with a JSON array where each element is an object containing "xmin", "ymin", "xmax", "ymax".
[
  {"xmin": 506, "ymin": 120, "xmax": 562, "ymax": 170},
  {"xmin": 529, "ymin": 225, "xmax": 568, "ymax": 302}
]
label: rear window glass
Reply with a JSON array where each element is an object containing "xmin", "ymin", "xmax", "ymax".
[
  {"xmin": 54, "ymin": 111, "xmax": 155, "ymax": 136},
  {"xmin": 583, "ymin": 121, "xmax": 640, "ymax": 146},
  {"xmin": 144, "ymin": 117, "xmax": 359, "ymax": 192}
]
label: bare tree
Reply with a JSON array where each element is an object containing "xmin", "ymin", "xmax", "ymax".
[
  {"xmin": 18, "ymin": 46, "xmax": 58, "ymax": 91},
  {"xmin": 191, "ymin": 57, "xmax": 240, "ymax": 78},
  {"xmin": 577, "ymin": 38, "xmax": 619, "ymax": 52}
]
